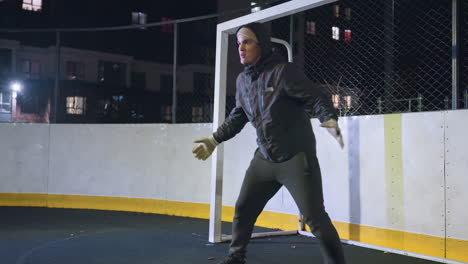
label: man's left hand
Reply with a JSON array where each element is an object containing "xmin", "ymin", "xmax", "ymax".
[{"xmin": 320, "ymin": 119, "xmax": 344, "ymax": 149}]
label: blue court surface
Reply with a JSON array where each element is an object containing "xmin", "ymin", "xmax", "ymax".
[{"xmin": 0, "ymin": 207, "xmax": 440, "ymax": 264}]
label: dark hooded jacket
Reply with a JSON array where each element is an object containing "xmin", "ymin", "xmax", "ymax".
[{"xmin": 213, "ymin": 23, "xmax": 338, "ymax": 162}]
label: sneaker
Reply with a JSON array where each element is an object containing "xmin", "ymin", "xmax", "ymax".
[{"xmin": 216, "ymin": 253, "xmax": 246, "ymax": 264}]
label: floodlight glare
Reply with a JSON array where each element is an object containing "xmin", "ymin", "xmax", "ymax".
[{"xmin": 11, "ymin": 82, "xmax": 22, "ymax": 92}]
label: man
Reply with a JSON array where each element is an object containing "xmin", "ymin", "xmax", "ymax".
[{"xmin": 192, "ymin": 22, "xmax": 346, "ymax": 264}]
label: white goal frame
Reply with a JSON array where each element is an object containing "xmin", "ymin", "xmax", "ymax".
[{"xmin": 209, "ymin": 0, "xmax": 337, "ymax": 244}]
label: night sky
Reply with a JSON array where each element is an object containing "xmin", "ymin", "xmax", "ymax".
[
  {"xmin": 1, "ymin": 0, "xmax": 221, "ymax": 64},
  {"xmin": 50, "ymin": 0, "xmax": 219, "ymax": 27},
  {"xmin": 53, "ymin": 0, "xmax": 220, "ymax": 63}
]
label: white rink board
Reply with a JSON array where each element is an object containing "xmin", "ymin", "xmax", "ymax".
[
  {"xmin": 313, "ymin": 118, "xmax": 350, "ymax": 223},
  {"xmin": 401, "ymin": 112, "xmax": 445, "ymax": 237},
  {"xmin": 445, "ymin": 110, "xmax": 468, "ymax": 241},
  {"xmin": 1, "ymin": 110, "xmax": 468, "ymax": 245},
  {"xmin": 222, "ymin": 123, "xmax": 257, "ymax": 207},
  {"xmin": 48, "ymin": 124, "xmax": 171, "ymax": 200},
  {"xmin": 351, "ymin": 115, "xmax": 387, "ymax": 229},
  {"xmin": 0, "ymin": 123, "xmax": 49, "ymax": 194},
  {"xmin": 166, "ymin": 124, "xmax": 212, "ymax": 204}
]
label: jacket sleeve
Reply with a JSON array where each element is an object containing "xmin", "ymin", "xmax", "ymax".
[
  {"xmin": 281, "ymin": 63, "xmax": 338, "ymax": 122},
  {"xmin": 212, "ymin": 77, "xmax": 249, "ymax": 143}
]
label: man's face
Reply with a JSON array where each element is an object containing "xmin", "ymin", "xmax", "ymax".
[{"xmin": 237, "ymin": 33, "xmax": 261, "ymax": 65}]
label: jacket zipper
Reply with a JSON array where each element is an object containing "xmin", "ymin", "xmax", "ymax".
[
  {"xmin": 261, "ymin": 87, "xmax": 264, "ymax": 110},
  {"xmin": 258, "ymin": 79, "xmax": 269, "ymax": 156}
]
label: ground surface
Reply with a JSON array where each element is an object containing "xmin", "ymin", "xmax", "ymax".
[{"xmin": 0, "ymin": 207, "xmax": 437, "ymax": 264}]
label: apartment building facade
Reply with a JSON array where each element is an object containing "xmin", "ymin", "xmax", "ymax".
[{"xmin": 0, "ymin": 38, "xmax": 215, "ymax": 123}]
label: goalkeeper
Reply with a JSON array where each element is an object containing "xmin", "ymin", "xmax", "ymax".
[{"xmin": 192, "ymin": 22, "xmax": 346, "ymax": 264}]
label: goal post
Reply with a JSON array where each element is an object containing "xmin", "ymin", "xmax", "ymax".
[{"xmin": 209, "ymin": 0, "xmax": 338, "ymax": 243}]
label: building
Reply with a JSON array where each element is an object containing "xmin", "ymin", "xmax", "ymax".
[
  {"xmin": 0, "ymin": 38, "xmax": 215, "ymax": 123},
  {"xmin": 0, "ymin": 0, "xmax": 220, "ymax": 123}
]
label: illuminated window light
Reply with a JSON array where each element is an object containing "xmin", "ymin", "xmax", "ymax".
[
  {"xmin": 332, "ymin": 26, "xmax": 340, "ymax": 40},
  {"xmin": 22, "ymin": 0, "xmax": 42, "ymax": 12},
  {"xmin": 344, "ymin": 29, "xmax": 352, "ymax": 42},
  {"xmin": 332, "ymin": 94, "xmax": 340, "ymax": 108},
  {"xmin": 345, "ymin": 95, "xmax": 352, "ymax": 108},
  {"xmin": 251, "ymin": 2, "xmax": 261, "ymax": 13},
  {"xmin": 66, "ymin": 96, "xmax": 86, "ymax": 115}
]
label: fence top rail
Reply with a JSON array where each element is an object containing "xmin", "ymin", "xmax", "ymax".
[{"xmin": 0, "ymin": 0, "xmax": 284, "ymax": 33}]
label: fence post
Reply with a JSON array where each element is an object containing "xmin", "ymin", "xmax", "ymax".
[
  {"xmin": 417, "ymin": 93, "xmax": 423, "ymax": 111},
  {"xmin": 464, "ymin": 90, "xmax": 468, "ymax": 108},
  {"xmin": 172, "ymin": 22, "xmax": 178, "ymax": 123},
  {"xmin": 53, "ymin": 31, "xmax": 61, "ymax": 123},
  {"xmin": 452, "ymin": 0, "xmax": 460, "ymax": 110},
  {"xmin": 377, "ymin": 97, "xmax": 383, "ymax": 114},
  {"xmin": 384, "ymin": 0, "xmax": 395, "ymax": 112}
]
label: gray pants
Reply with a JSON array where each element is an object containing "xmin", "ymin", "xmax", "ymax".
[{"xmin": 229, "ymin": 150, "xmax": 346, "ymax": 264}]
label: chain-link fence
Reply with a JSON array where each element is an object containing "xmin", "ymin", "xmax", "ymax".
[
  {"xmin": 176, "ymin": 18, "xmax": 217, "ymax": 123},
  {"xmin": 297, "ymin": 0, "xmax": 454, "ymax": 116},
  {"xmin": 462, "ymin": 0, "xmax": 468, "ymax": 109},
  {"xmin": 1, "ymin": 0, "xmax": 467, "ymax": 125},
  {"xmin": 225, "ymin": 0, "xmax": 465, "ymax": 119}
]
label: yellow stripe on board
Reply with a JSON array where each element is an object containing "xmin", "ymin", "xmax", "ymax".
[
  {"xmin": 0, "ymin": 193, "xmax": 47, "ymax": 207},
  {"xmin": 447, "ymin": 237, "xmax": 468, "ymax": 262},
  {"xmin": 0, "ymin": 192, "xmax": 466, "ymax": 262},
  {"xmin": 333, "ymin": 221, "xmax": 445, "ymax": 258},
  {"xmin": 384, "ymin": 114, "xmax": 405, "ymax": 239}
]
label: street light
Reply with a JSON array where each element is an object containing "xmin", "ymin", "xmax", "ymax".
[
  {"xmin": 10, "ymin": 81, "xmax": 22, "ymax": 99},
  {"xmin": 10, "ymin": 81, "xmax": 22, "ymax": 93}
]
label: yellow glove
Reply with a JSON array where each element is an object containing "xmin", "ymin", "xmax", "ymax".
[
  {"xmin": 320, "ymin": 119, "xmax": 344, "ymax": 149},
  {"xmin": 192, "ymin": 136, "xmax": 219, "ymax": 161}
]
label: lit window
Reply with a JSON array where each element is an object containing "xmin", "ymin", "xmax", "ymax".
[
  {"xmin": 333, "ymin": 4, "xmax": 339, "ymax": 17},
  {"xmin": 20, "ymin": 59, "xmax": 40, "ymax": 79},
  {"xmin": 332, "ymin": 94, "xmax": 340, "ymax": 108},
  {"xmin": 0, "ymin": 91, "xmax": 12, "ymax": 113},
  {"xmin": 251, "ymin": 2, "xmax": 261, "ymax": 13},
  {"xmin": 344, "ymin": 29, "xmax": 352, "ymax": 42},
  {"xmin": 66, "ymin": 96, "xmax": 86, "ymax": 115},
  {"xmin": 344, "ymin": 95, "xmax": 352, "ymax": 108},
  {"xmin": 332, "ymin": 26, "xmax": 340, "ymax": 40},
  {"xmin": 132, "ymin": 12, "xmax": 147, "ymax": 25},
  {"xmin": 66, "ymin": 61, "xmax": 85, "ymax": 80},
  {"xmin": 22, "ymin": 0, "xmax": 42, "ymax": 12},
  {"xmin": 161, "ymin": 105, "xmax": 172, "ymax": 122},
  {"xmin": 192, "ymin": 106, "xmax": 203, "ymax": 122},
  {"xmin": 306, "ymin": 21, "xmax": 316, "ymax": 36},
  {"xmin": 345, "ymin": 7, "xmax": 352, "ymax": 20}
]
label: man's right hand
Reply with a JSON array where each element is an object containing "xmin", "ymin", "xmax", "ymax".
[
  {"xmin": 320, "ymin": 119, "xmax": 344, "ymax": 149},
  {"xmin": 192, "ymin": 136, "xmax": 219, "ymax": 161}
]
